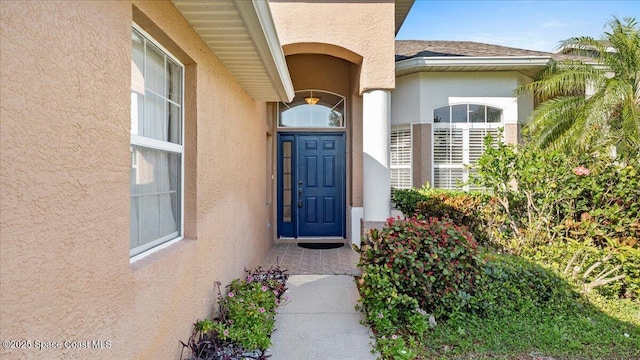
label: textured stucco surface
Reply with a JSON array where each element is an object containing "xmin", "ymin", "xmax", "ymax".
[
  {"xmin": 1, "ymin": 1, "xmax": 272, "ymax": 359},
  {"xmin": 269, "ymin": 0, "xmax": 395, "ymax": 93}
]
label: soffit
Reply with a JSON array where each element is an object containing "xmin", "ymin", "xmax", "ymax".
[
  {"xmin": 172, "ymin": 0, "xmax": 294, "ymax": 102},
  {"xmin": 395, "ymin": 0, "xmax": 415, "ymax": 34}
]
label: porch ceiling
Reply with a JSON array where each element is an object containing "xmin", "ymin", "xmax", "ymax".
[{"xmin": 171, "ymin": 0, "xmax": 294, "ymax": 102}]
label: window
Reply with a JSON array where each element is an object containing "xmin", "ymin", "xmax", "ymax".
[
  {"xmin": 391, "ymin": 125, "xmax": 412, "ymax": 190},
  {"xmin": 278, "ymin": 90, "xmax": 345, "ymax": 128},
  {"xmin": 130, "ymin": 26, "xmax": 184, "ymax": 257},
  {"xmin": 433, "ymin": 104, "xmax": 502, "ymax": 190}
]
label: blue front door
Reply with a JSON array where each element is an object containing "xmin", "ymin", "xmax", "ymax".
[{"xmin": 277, "ymin": 133, "xmax": 345, "ymax": 238}]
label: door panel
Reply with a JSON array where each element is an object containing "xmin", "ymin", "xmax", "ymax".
[{"xmin": 277, "ymin": 133, "xmax": 345, "ymax": 238}]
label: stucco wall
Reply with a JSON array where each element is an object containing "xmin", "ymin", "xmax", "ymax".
[
  {"xmin": 269, "ymin": 0, "xmax": 395, "ymax": 93},
  {"xmin": 517, "ymin": 73, "xmax": 535, "ymax": 128},
  {"xmin": 391, "ymin": 72, "xmax": 530, "ymax": 126},
  {"xmin": 285, "ymin": 54, "xmax": 351, "ymax": 96},
  {"xmin": 1, "ymin": 2, "xmax": 271, "ymax": 359}
]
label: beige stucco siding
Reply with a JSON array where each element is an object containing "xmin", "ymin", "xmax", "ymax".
[
  {"xmin": 1, "ymin": 1, "xmax": 271, "ymax": 359},
  {"xmin": 269, "ymin": 0, "xmax": 395, "ymax": 93}
]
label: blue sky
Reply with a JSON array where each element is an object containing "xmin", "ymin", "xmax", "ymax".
[{"xmin": 397, "ymin": 0, "xmax": 640, "ymax": 52}]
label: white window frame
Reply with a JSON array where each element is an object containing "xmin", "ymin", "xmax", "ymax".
[
  {"xmin": 432, "ymin": 104, "xmax": 503, "ymax": 191},
  {"xmin": 130, "ymin": 23, "xmax": 185, "ymax": 260},
  {"xmin": 390, "ymin": 124, "xmax": 412, "ymax": 190},
  {"xmin": 277, "ymin": 89, "xmax": 347, "ymax": 130}
]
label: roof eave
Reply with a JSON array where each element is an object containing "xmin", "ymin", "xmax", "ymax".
[
  {"xmin": 172, "ymin": 0, "xmax": 294, "ymax": 102},
  {"xmin": 395, "ymin": 56, "xmax": 553, "ymax": 76},
  {"xmin": 235, "ymin": 0, "xmax": 294, "ymax": 102},
  {"xmin": 395, "ymin": 0, "xmax": 415, "ymax": 35}
]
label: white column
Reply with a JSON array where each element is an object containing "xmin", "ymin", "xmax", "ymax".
[{"xmin": 362, "ymin": 89, "xmax": 391, "ymax": 221}]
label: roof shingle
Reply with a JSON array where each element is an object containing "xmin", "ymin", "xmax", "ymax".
[{"xmin": 395, "ymin": 40, "xmax": 588, "ymax": 62}]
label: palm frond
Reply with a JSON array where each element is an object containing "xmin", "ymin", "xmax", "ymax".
[
  {"xmin": 518, "ymin": 16, "xmax": 640, "ymax": 158},
  {"xmin": 526, "ymin": 96, "xmax": 586, "ymax": 151}
]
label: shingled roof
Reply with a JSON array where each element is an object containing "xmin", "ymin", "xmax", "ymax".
[{"xmin": 396, "ymin": 40, "xmax": 585, "ymax": 62}]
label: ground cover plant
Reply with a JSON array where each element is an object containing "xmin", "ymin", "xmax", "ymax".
[{"xmin": 180, "ymin": 266, "xmax": 289, "ymax": 360}]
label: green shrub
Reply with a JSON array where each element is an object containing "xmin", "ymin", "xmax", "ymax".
[
  {"xmin": 356, "ymin": 264, "xmax": 433, "ymax": 360},
  {"xmin": 470, "ymin": 136, "xmax": 639, "ymax": 301},
  {"xmin": 358, "ymin": 216, "xmax": 482, "ymax": 317},
  {"xmin": 472, "ymin": 136, "xmax": 640, "ymax": 250},
  {"xmin": 471, "ymin": 254, "xmax": 580, "ymax": 318},
  {"xmin": 392, "ymin": 188, "xmax": 426, "ymax": 216},
  {"xmin": 357, "ymin": 265, "xmax": 422, "ymax": 333},
  {"xmin": 215, "ymin": 279, "xmax": 279, "ymax": 350}
]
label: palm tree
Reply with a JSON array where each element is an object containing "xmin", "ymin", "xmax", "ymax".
[{"xmin": 519, "ymin": 17, "xmax": 640, "ymax": 158}]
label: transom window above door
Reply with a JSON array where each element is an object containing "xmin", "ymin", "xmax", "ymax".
[{"xmin": 278, "ymin": 90, "xmax": 345, "ymax": 128}]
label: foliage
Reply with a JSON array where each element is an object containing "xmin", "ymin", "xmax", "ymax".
[
  {"xmin": 393, "ymin": 187, "xmax": 505, "ymax": 246},
  {"xmin": 526, "ymin": 241, "xmax": 640, "ymax": 301},
  {"xmin": 180, "ymin": 266, "xmax": 289, "ymax": 360},
  {"xmin": 214, "ymin": 280, "xmax": 278, "ymax": 350},
  {"xmin": 421, "ymin": 293, "xmax": 640, "ymax": 360},
  {"xmin": 355, "ymin": 265, "xmax": 423, "ymax": 360},
  {"xmin": 357, "ymin": 247, "xmax": 640, "ymax": 359},
  {"xmin": 392, "ymin": 188, "xmax": 431, "ymax": 216},
  {"xmin": 470, "ymin": 135, "xmax": 639, "ymax": 299},
  {"xmin": 473, "ymin": 134, "xmax": 640, "ymax": 246},
  {"xmin": 357, "ymin": 216, "xmax": 482, "ymax": 318},
  {"xmin": 472, "ymin": 254, "xmax": 579, "ymax": 318},
  {"xmin": 517, "ymin": 17, "xmax": 640, "ymax": 158}
]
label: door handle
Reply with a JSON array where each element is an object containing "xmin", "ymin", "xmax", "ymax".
[{"xmin": 298, "ymin": 180, "xmax": 303, "ymax": 208}]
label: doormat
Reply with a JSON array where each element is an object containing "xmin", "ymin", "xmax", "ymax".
[{"xmin": 297, "ymin": 242, "xmax": 344, "ymax": 250}]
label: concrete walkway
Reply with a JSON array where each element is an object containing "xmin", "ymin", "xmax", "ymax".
[{"xmin": 269, "ymin": 274, "xmax": 377, "ymax": 360}]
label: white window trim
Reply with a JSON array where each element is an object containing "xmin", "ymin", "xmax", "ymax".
[
  {"xmin": 277, "ymin": 89, "xmax": 347, "ymax": 130},
  {"xmin": 130, "ymin": 23, "xmax": 185, "ymax": 261}
]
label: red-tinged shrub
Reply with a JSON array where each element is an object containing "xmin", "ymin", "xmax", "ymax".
[{"xmin": 357, "ymin": 216, "xmax": 483, "ymax": 317}]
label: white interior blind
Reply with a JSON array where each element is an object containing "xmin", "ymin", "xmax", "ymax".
[
  {"xmin": 391, "ymin": 125, "xmax": 412, "ymax": 189},
  {"xmin": 432, "ymin": 104, "xmax": 504, "ymax": 190},
  {"xmin": 469, "ymin": 128, "xmax": 501, "ymax": 163}
]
